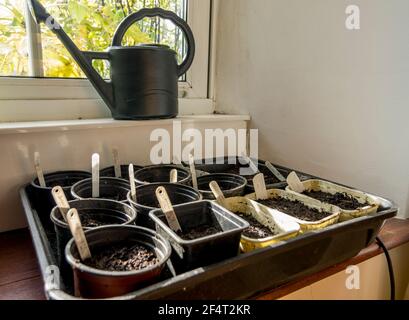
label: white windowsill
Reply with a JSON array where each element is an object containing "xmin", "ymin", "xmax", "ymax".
[{"xmin": 0, "ymin": 114, "xmax": 251, "ymax": 135}]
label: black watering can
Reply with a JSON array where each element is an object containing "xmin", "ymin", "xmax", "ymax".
[{"xmin": 27, "ymin": 0, "xmax": 195, "ymax": 120}]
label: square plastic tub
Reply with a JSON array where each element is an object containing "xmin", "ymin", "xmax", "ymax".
[
  {"xmin": 246, "ymin": 189, "xmax": 340, "ymax": 232},
  {"xmin": 286, "ymin": 179, "xmax": 380, "ymax": 222},
  {"xmin": 149, "ymin": 200, "xmax": 249, "ymax": 273},
  {"xmin": 223, "ymin": 196, "xmax": 300, "ymax": 252}
]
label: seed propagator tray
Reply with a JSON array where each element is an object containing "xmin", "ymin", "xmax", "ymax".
[{"xmin": 20, "ymin": 165, "xmax": 397, "ymax": 300}]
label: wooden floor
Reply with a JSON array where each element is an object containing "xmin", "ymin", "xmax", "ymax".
[{"xmin": 0, "ymin": 219, "xmax": 408, "ymax": 300}]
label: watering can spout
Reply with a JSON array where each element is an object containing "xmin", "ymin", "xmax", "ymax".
[{"xmin": 26, "ymin": 0, "xmax": 115, "ymax": 112}]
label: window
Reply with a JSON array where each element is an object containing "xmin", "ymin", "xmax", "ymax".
[
  {"xmin": 0, "ymin": 0, "xmax": 212, "ymax": 121},
  {"xmin": 1, "ymin": 0, "xmax": 188, "ymax": 78}
]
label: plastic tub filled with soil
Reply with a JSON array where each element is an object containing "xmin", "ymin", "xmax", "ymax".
[
  {"xmin": 222, "ymin": 197, "xmax": 300, "ymax": 252},
  {"xmin": 149, "ymin": 200, "xmax": 249, "ymax": 273},
  {"xmin": 127, "ymin": 183, "xmax": 202, "ymax": 229},
  {"xmin": 65, "ymin": 225, "xmax": 171, "ymax": 299},
  {"xmin": 30, "ymin": 171, "xmax": 91, "ymax": 228},
  {"xmin": 286, "ymin": 179, "xmax": 380, "ymax": 222},
  {"xmin": 246, "ymin": 189, "xmax": 340, "ymax": 232},
  {"xmin": 134, "ymin": 165, "xmax": 191, "ymax": 186},
  {"xmin": 51, "ymin": 199, "xmax": 137, "ymax": 269},
  {"xmin": 196, "ymin": 174, "xmax": 247, "ymax": 200},
  {"xmin": 100, "ymin": 165, "xmax": 143, "ymax": 181},
  {"xmin": 71, "ymin": 177, "xmax": 130, "ymax": 202}
]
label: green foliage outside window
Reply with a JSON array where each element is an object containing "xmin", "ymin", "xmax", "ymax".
[{"xmin": 0, "ymin": 0, "xmax": 186, "ymax": 78}]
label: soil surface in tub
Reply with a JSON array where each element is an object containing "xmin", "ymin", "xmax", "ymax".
[
  {"xmin": 176, "ymin": 224, "xmax": 223, "ymax": 241},
  {"xmin": 258, "ymin": 198, "xmax": 331, "ymax": 222},
  {"xmin": 80, "ymin": 213, "xmax": 125, "ymax": 228},
  {"xmin": 236, "ymin": 213, "xmax": 276, "ymax": 239},
  {"xmin": 302, "ymin": 191, "xmax": 369, "ymax": 210},
  {"xmin": 84, "ymin": 242, "xmax": 159, "ymax": 272}
]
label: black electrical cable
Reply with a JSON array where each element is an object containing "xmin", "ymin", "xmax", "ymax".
[{"xmin": 376, "ymin": 237, "xmax": 395, "ymax": 300}]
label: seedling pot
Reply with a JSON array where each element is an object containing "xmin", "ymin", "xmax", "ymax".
[
  {"xmin": 127, "ymin": 183, "xmax": 202, "ymax": 229},
  {"xmin": 286, "ymin": 180, "xmax": 380, "ymax": 222},
  {"xmin": 71, "ymin": 177, "xmax": 130, "ymax": 202},
  {"xmin": 246, "ymin": 189, "xmax": 340, "ymax": 232},
  {"xmin": 65, "ymin": 225, "xmax": 171, "ymax": 299},
  {"xmin": 224, "ymin": 197, "xmax": 300, "ymax": 252},
  {"xmin": 134, "ymin": 165, "xmax": 191, "ymax": 186},
  {"xmin": 51, "ymin": 199, "xmax": 137, "ymax": 274},
  {"xmin": 100, "ymin": 165, "xmax": 143, "ymax": 180},
  {"xmin": 29, "ymin": 171, "xmax": 91, "ymax": 228},
  {"xmin": 197, "ymin": 173, "xmax": 247, "ymax": 200},
  {"xmin": 149, "ymin": 200, "xmax": 249, "ymax": 273}
]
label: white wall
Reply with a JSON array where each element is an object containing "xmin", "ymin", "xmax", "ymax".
[
  {"xmin": 215, "ymin": 0, "xmax": 409, "ymax": 218},
  {"xmin": 0, "ymin": 117, "xmax": 247, "ymax": 232}
]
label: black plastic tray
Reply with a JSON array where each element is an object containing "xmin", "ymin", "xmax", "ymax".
[{"xmin": 20, "ymin": 166, "xmax": 398, "ymax": 300}]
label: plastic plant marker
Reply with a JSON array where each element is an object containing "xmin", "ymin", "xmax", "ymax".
[
  {"xmin": 92, "ymin": 153, "xmax": 100, "ymax": 198},
  {"xmin": 287, "ymin": 171, "xmax": 306, "ymax": 193},
  {"xmin": 66, "ymin": 208, "xmax": 92, "ymax": 261},
  {"xmin": 51, "ymin": 186, "xmax": 70, "ymax": 222},
  {"xmin": 129, "ymin": 164, "xmax": 137, "ymax": 202},
  {"xmin": 155, "ymin": 186, "xmax": 182, "ymax": 233},
  {"xmin": 253, "ymin": 173, "xmax": 268, "ymax": 200},
  {"xmin": 209, "ymin": 181, "xmax": 227, "ymax": 208},
  {"xmin": 241, "ymin": 152, "xmax": 259, "ymax": 174},
  {"xmin": 189, "ymin": 154, "xmax": 198, "ymax": 190},
  {"xmin": 34, "ymin": 152, "xmax": 46, "ymax": 187},
  {"xmin": 112, "ymin": 148, "xmax": 121, "ymax": 178},
  {"xmin": 265, "ymin": 161, "xmax": 286, "ymax": 182},
  {"xmin": 170, "ymin": 169, "xmax": 178, "ymax": 183}
]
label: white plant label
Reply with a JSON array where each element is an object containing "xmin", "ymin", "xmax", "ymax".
[
  {"xmin": 92, "ymin": 153, "xmax": 100, "ymax": 198},
  {"xmin": 112, "ymin": 148, "xmax": 121, "ymax": 178},
  {"xmin": 66, "ymin": 208, "xmax": 92, "ymax": 261},
  {"xmin": 156, "ymin": 186, "xmax": 182, "ymax": 233},
  {"xmin": 129, "ymin": 164, "xmax": 137, "ymax": 202},
  {"xmin": 34, "ymin": 152, "xmax": 46, "ymax": 187}
]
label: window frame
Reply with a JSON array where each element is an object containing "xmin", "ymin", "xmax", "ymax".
[{"xmin": 0, "ymin": 0, "xmax": 212, "ymax": 121}]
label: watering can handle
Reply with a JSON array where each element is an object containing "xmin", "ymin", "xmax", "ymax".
[{"xmin": 112, "ymin": 8, "xmax": 195, "ymax": 77}]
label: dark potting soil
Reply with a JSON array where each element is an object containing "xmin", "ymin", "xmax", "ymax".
[
  {"xmin": 303, "ymin": 191, "xmax": 368, "ymax": 210},
  {"xmin": 236, "ymin": 213, "xmax": 276, "ymax": 239},
  {"xmin": 84, "ymin": 242, "xmax": 159, "ymax": 272},
  {"xmin": 177, "ymin": 223, "xmax": 223, "ymax": 241},
  {"xmin": 79, "ymin": 213, "xmax": 123, "ymax": 228},
  {"xmin": 258, "ymin": 198, "xmax": 331, "ymax": 222}
]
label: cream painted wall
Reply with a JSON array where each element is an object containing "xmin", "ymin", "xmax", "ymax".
[
  {"xmin": 0, "ymin": 118, "xmax": 247, "ymax": 232},
  {"xmin": 281, "ymin": 243, "xmax": 409, "ymax": 300},
  {"xmin": 214, "ymin": 0, "xmax": 409, "ymax": 218}
]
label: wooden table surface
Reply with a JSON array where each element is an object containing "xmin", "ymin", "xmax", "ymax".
[{"xmin": 1, "ymin": 218, "xmax": 408, "ymax": 300}]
